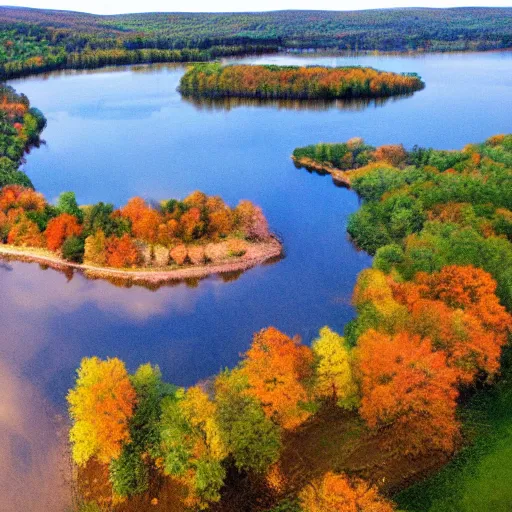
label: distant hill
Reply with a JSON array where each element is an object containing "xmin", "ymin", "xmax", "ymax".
[
  {"xmin": 0, "ymin": 6, "xmax": 511, "ymax": 51},
  {"xmin": 0, "ymin": 6, "xmax": 510, "ymax": 79}
]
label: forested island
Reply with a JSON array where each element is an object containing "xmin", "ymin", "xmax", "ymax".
[
  {"xmin": 0, "ymin": 6, "xmax": 511, "ymax": 78},
  {"xmin": 0, "ymin": 186, "xmax": 281, "ymax": 283},
  {"xmin": 179, "ymin": 63, "xmax": 424, "ymax": 100},
  {"xmin": 67, "ymin": 133, "xmax": 512, "ymax": 511}
]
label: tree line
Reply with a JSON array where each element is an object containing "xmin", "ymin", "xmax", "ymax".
[
  {"xmin": 0, "ymin": 83, "xmax": 46, "ymax": 188},
  {"xmin": 67, "ymin": 134, "xmax": 512, "ymax": 511},
  {"xmin": 179, "ymin": 64, "xmax": 424, "ymax": 101}
]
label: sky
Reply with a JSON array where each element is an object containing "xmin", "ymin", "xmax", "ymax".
[{"xmin": 0, "ymin": 0, "xmax": 511, "ymax": 14}]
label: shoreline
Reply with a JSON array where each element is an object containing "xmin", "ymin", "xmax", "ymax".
[
  {"xmin": 0, "ymin": 237, "xmax": 283, "ymax": 285},
  {"xmin": 7, "ymin": 47, "xmax": 510, "ymax": 83},
  {"xmin": 291, "ymin": 156, "xmax": 351, "ymax": 187}
]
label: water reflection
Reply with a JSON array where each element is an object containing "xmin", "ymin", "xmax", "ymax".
[
  {"xmin": 182, "ymin": 93, "xmax": 415, "ymax": 112},
  {"xmin": 0, "ymin": 359, "xmax": 71, "ymax": 512}
]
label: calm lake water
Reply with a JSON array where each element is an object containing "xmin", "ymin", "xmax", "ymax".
[{"xmin": 1, "ymin": 51, "xmax": 511, "ymax": 511}]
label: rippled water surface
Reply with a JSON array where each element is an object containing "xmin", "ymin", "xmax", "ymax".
[{"xmin": 1, "ymin": 51, "xmax": 511, "ymax": 511}]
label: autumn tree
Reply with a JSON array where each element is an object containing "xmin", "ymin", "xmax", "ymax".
[
  {"xmin": 45, "ymin": 213, "xmax": 82, "ymax": 251},
  {"xmin": 235, "ymin": 200, "xmax": 270, "ymax": 240},
  {"xmin": 7, "ymin": 217, "xmax": 45, "ymax": 246},
  {"xmin": 241, "ymin": 327, "xmax": 313, "ymax": 429},
  {"xmin": 372, "ymin": 144, "xmax": 407, "ymax": 167},
  {"xmin": 356, "ymin": 330, "xmax": 459, "ymax": 455},
  {"xmin": 415, "ymin": 265, "xmax": 511, "ymax": 333},
  {"xmin": 179, "ymin": 207, "xmax": 205, "ymax": 242},
  {"xmin": 67, "ymin": 357, "xmax": 137, "ymax": 466},
  {"xmin": 84, "ymin": 230, "xmax": 107, "ymax": 265},
  {"xmin": 0, "ymin": 184, "xmax": 45, "ymax": 212},
  {"xmin": 120, "ymin": 197, "xmax": 162, "ymax": 243},
  {"xmin": 300, "ymin": 472, "xmax": 395, "ymax": 512},
  {"xmin": 312, "ymin": 327, "xmax": 358, "ymax": 409},
  {"xmin": 105, "ymin": 233, "xmax": 139, "ymax": 268}
]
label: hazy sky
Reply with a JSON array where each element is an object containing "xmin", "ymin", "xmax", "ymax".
[{"xmin": 1, "ymin": 0, "xmax": 511, "ymax": 14}]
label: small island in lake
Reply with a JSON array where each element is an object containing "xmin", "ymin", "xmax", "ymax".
[
  {"xmin": 179, "ymin": 63, "xmax": 425, "ymax": 100},
  {"xmin": 0, "ymin": 186, "xmax": 282, "ymax": 284}
]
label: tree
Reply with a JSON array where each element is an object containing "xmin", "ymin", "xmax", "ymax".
[
  {"xmin": 67, "ymin": 357, "xmax": 136, "ymax": 466},
  {"xmin": 120, "ymin": 197, "xmax": 162, "ymax": 243},
  {"xmin": 242, "ymin": 327, "xmax": 313, "ymax": 429},
  {"xmin": 356, "ymin": 330, "xmax": 459, "ymax": 455},
  {"xmin": 180, "ymin": 207, "xmax": 205, "ymax": 242},
  {"xmin": 45, "ymin": 213, "xmax": 82, "ymax": 251},
  {"xmin": 159, "ymin": 387, "xmax": 226, "ymax": 507},
  {"xmin": 7, "ymin": 217, "xmax": 45, "ymax": 246},
  {"xmin": 214, "ymin": 369, "xmax": 281, "ymax": 474},
  {"xmin": 372, "ymin": 144, "xmax": 407, "ymax": 167},
  {"xmin": 62, "ymin": 235, "xmax": 85, "ymax": 262},
  {"xmin": 110, "ymin": 364, "xmax": 175, "ymax": 498},
  {"xmin": 415, "ymin": 265, "xmax": 511, "ymax": 332},
  {"xmin": 84, "ymin": 230, "xmax": 107, "ymax": 265},
  {"xmin": 56, "ymin": 191, "xmax": 83, "ymax": 222},
  {"xmin": 312, "ymin": 327, "xmax": 358, "ymax": 409},
  {"xmin": 105, "ymin": 233, "xmax": 139, "ymax": 268},
  {"xmin": 300, "ymin": 472, "xmax": 395, "ymax": 512},
  {"xmin": 235, "ymin": 200, "xmax": 270, "ymax": 240}
]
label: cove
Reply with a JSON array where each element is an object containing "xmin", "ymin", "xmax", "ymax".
[{"xmin": 0, "ymin": 51, "xmax": 511, "ymax": 511}]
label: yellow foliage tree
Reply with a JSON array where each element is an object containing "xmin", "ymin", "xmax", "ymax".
[
  {"xmin": 181, "ymin": 386, "xmax": 227, "ymax": 461},
  {"xmin": 312, "ymin": 327, "xmax": 358, "ymax": 409},
  {"xmin": 67, "ymin": 357, "xmax": 136, "ymax": 466}
]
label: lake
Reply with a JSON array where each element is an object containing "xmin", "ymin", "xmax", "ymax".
[{"xmin": 1, "ymin": 51, "xmax": 511, "ymax": 511}]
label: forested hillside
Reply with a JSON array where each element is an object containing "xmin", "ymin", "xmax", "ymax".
[{"xmin": 0, "ymin": 7, "xmax": 511, "ymax": 78}]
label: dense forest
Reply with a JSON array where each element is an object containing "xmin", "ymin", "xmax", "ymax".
[
  {"xmin": 0, "ymin": 186, "xmax": 273, "ymax": 269},
  {"xmin": 67, "ymin": 134, "xmax": 512, "ymax": 511},
  {"xmin": 0, "ymin": 6, "xmax": 511, "ymax": 78},
  {"xmin": 0, "ymin": 83, "xmax": 46, "ymax": 187},
  {"xmin": 178, "ymin": 63, "xmax": 424, "ymax": 100}
]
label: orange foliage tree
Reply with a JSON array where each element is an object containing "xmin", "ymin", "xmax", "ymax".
[
  {"xmin": 241, "ymin": 327, "xmax": 313, "ymax": 429},
  {"xmin": 356, "ymin": 329, "xmax": 459, "ymax": 455},
  {"xmin": 391, "ymin": 266, "xmax": 512, "ymax": 383},
  {"xmin": 45, "ymin": 213, "xmax": 82, "ymax": 251},
  {"xmin": 7, "ymin": 218, "xmax": 45, "ymax": 247},
  {"xmin": 300, "ymin": 472, "xmax": 395, "ymax": 512},
  {"xmin": 67, "ymin": 357, "xmax": 137, "ymax": 465},
  {"xmin": 119, "ymin": 197, "xmax": 162, "ymax": 243},
  {"xmin": 372, "ymin": 144, "xmax": 407, "ymax": 167},
  {"xmin": 415, "ymin": 265, "xmax": 511, "ymax": 332},
  {"xmin": 105, "ymin": 233, "xmax": 140, "ymax": 268},
  {"xmin": 0, "ymin": 185, "xmax": 45, "ymax": 213}
]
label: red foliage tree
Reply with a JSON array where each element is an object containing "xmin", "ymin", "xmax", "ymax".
[{"xmin": 242, "ymin": 327, "xmax": 313, "ymax": 429}]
